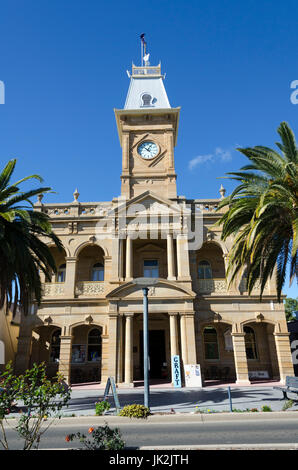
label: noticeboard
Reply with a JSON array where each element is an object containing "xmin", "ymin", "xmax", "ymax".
[{"xmin": 184, "ymin": 364, "xmax": 202, "ymax": 388}]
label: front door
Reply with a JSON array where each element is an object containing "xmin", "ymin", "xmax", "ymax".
[{"xmin": 139, "ymin": 330, "xmax": 166, "ymax": 379}]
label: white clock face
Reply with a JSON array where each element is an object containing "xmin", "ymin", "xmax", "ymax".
[{"xmin": 137, "ymin": 141, "xmax": 159, "ymax": 160}]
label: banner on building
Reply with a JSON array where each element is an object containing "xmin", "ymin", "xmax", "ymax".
[
  {"xmin": 184, "ymin": 364, "xmax": 202, "ymax": 388},
  {"xmin": 171, "ymin": 355, "xmax": 182, "ymax": 388}
]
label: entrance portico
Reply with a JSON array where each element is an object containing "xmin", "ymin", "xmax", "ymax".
[{"xmin": 107, "ymin": 279, "xmax": 197, "ymax": 386}]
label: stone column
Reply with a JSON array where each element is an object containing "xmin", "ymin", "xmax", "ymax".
[
  {"xmin": 101, "ymin": 327, "xmax": 109, "ymax": 383},
  {"xmin": 124, "ymin": 313, "xmax": 134, "ymax": 385},
  {"xmin": 184, "ymin": 313, "xmax": 197, "ymax": 364},
  {"xmin": 169, "ymin": 313, "xmax": 179, "ymax": 358},
  {"xmin": 116, "ymin": 315, "xmax": 124, "ymax": 383},
  {"xmin": 231, "ymin": 332, "xmax": 250, "ymax": 385},
  {"xmin": 119, "ymin": 238, "xmax": 124, "ymax": 280},
  {"xmin": 176, "ymin": 234, "xmax": 191, "ymax": 280},
  {"xmin": 58, "ymin": 335, "xmax": 73, "ymax": 384},
  {"xmin": 64, "ymin": 257, "xmax": 77, "ymax": 297},
  {"xmin": 166, "ymin": 130, "xmax": 174, "ymax": 170},
  {"xmin": 125, "ymin": 236, "xmax": 133, "ymax": 280},
  {"xmin": 179, "ymin": 313, "xmax": 197, "ymax": 383},
  {"xmin": 274, "ymin": 332, "xmax": 294, "ymax": 383},
  {"xmin": 122, "ymin": 132, "xmax": 130, "ymax": 172},
  {"xmin": 167, "ymin": 233, "xmax": 175, "ymax": 280},
  {"xmin": 267, "ymin": 328, "xmax": 280, "ymax": 380},
  {"xmin": 180, "ymin": 314, "xmax": 188, "ymax": 367},
  {"xmin": 111, "ymin": 237, "xmax": 120, "ymax": 280},
  {"xmin": 107, "ymin": 314, "xmax": 118, "ymax": 379}
]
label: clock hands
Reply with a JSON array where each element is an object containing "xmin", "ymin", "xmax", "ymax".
[{"xmin": 137, "ymin": 141, "xmax": 157, "ymax": 159}]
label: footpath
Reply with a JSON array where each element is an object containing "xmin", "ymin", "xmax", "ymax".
[{"xmin": 65, "ymin": 382, "xmax": 298, "ymax": 416}]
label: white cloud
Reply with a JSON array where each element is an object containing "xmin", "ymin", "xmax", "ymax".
[
  {"xmin": 215, "ymin": 147, "xmax": 232, "ymax": 162},
  {"xmin": 188, "ymin": 154, "xmax": 213, "ymax": 170},
  {"xmin": 188, "ymin": 146, "xmax": 233, "ymax": 170}
]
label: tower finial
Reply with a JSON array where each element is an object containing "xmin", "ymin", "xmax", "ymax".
[
  {"xmin": 73, "ymin": 188, "xmax": 80, "ymax": 202},
  {"xmin": 219, "ymin": 184, "xmax": 226, "ymax": 199}
]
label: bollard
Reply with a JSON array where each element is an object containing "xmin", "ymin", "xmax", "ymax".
[{"xmin": 227, "ymin": 386, "xmax": 233, "ymax": 412}]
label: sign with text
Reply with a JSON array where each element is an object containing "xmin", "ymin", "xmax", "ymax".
[
  {"xmin": 248, "ymin": 370, "xmax": 269, "ymax": 379},
  {"xmin": 184, "ymin": 364, "xmax": 202, "ymax": 388},
  {"xmin": 171, "ymin": 355, "xmax": 182, "ymax": 388}
]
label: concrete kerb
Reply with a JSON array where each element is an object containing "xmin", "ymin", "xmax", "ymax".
[
  {"xmin": 139, "ymin": 444, "xmax": 298, "ymax": 450},
  {"xmin": 5, "ymin": 411, "xmax": 298, "ymax": 426},
  {"xmin": 65, "ymin": 410, "xmax": 298, "ymax": 424}
]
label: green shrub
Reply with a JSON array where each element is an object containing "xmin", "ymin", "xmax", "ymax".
[
  {"xmin": 0, "ymin": 361, "xmax": 71, "ymax": 450},
  {"xmin": 66, "ymin": 424, "xmax": 125, "ymax": 450},
  {"xmin": 95, "ymin": 400, "xmax": 111, "ymax": 416},
  {"xmin": 261, "ymin": 405, "xmax": 272, "ymax": 412},
  {"xmin": 118, "ymin": 404, "xmax": 150, "ymax": 419},
  {"xmin": 282, "ymin": 400, "xmax": 294, "ymax": 411}
]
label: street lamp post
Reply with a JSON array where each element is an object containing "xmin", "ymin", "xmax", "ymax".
[
  {"xmin": 132, "ymin": 277, "xmax": 159, "ymax": 410},
  {"xmin": 142, "ymin": 286, "xmax": 149, "ymax": 408}
]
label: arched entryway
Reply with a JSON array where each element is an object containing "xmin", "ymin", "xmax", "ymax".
[
  {"xmin": 242, "ymin": 321, "xmax": 280, "ymax": 381},
  {"xmin": 30, "ymin": 325, "xmax": 62, "ymax": 379},
  {"xmin": 200, "ymin": 323, "xmax": 236, "ymax": 383},
  {"xmin": 70, "ymin": 324, "xmax": 103, "ymax": 384}
]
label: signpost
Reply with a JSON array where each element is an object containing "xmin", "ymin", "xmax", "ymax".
[{"xmin": 103, "ymin": 376, "xmax": 121, "ymax": 412}]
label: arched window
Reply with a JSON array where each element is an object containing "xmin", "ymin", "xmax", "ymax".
[
  {"xmin": 57, "ymin": 264, "xmax": 66, "ymax": 283},
  {"xmin": 50, "ymin": 329, "xmax": 61, "ymax": 363},
  {"xmin": 88, "ymin": 328, "xmax": 102, "ymax": 362},
  {"xmin": 141, "ymin": 93, "xmax": 152, "ymax": 106},
  {"xmin": 204, "ymin": 327, "xmax": 219, "ymax": 359},
  {"xmin": 198, "ymin": 260, "xmax": 212, "ymax": 279},
  {"xmin": 244, "ymin": 326, "xmax": 258, "ymax": 359},
  {"xmin": 91, "ymin": 263, "xmax": 104, "ymax": 281}
]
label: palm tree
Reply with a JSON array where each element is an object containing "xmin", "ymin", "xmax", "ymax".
[
  {"xmin": 216, "ymin": 121, "xmax": 298, "ymax": 302},
  {"xmin": 0, "ymin": 159, "xmax": 63, "ymax": 316}
]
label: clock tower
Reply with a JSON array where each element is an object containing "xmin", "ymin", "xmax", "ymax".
[{"xmin": 114, "ymin": 60, "xmax": 180, "ymax": 200}]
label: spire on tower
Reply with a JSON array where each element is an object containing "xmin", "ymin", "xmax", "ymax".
[{"xmin": 124, "ymin": 37, "xmax": 170, "ymax": 110}]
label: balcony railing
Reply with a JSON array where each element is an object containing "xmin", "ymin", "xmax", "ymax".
[
  {"xmin": 75, "ymin": 281, "xmax": 106, "ymax": 297},
  {"xmin": 239, "ymin": 278, "xmax": 269, "ymax": 294},
  {"xmin": 198, "ymin": 279, "xmax": 227, "ymax": 294},
  {"xmin": 42, "ymin": 283, "xmax": 65, "ymax": 296},
  {"xmin": 197, "ymin": 278, "xmax": 270, "ymax": 295}
]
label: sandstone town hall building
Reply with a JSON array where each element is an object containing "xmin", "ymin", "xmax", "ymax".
[{"xmin": 15, "ymin": 50, "xmax": 294, "ymax": 387}]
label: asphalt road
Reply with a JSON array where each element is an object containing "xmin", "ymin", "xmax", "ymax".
[{"xmin": 3, "ymin": 416, "xmax": 298, "ymax": 450}]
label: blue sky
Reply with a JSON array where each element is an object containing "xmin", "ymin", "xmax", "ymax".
[{"xmin": 0, "ymin": 0, "xmax": 297, "ymax": 297}]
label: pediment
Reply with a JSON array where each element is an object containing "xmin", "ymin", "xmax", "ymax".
[
  {"xmin": 107, "ymin": 279, "xmax": 196, "ymax": 300},
  {"xmin": 111, "ymin": 191, "xmax": 184, "ymax": 217},
  {"xmin": 136, "ymin": 243, "xmax": 164, "ymax": 253}
]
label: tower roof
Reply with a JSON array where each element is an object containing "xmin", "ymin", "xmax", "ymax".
[{"xmin": 124, "ymin": 63, "xmax": 171, "ymax": 110}]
